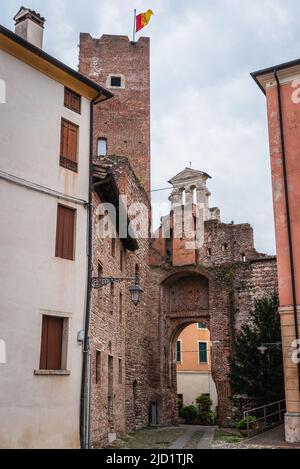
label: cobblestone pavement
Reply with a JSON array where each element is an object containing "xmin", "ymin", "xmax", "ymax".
[{"xmin": 169, "ymin": 426, "xmax": 217, "ymax": 450}]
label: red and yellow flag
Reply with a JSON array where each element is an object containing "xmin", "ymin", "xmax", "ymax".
[{"xmin": 136, "ymin": 9, "xmax": 154, "ymax": 33}]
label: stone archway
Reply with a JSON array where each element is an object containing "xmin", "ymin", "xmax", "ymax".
[{"xmin": 152, "ymin": 267, "xmax": 232, "ymax": 426}]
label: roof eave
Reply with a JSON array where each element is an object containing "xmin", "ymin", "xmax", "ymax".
[{"xmin": 0, "ymin": 24, "xmax": 113, "ymax": 102}]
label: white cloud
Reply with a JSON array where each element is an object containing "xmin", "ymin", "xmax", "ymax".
[{"xmin": 3, "ymin": 0, "xmax": 299, "ymax": 253}]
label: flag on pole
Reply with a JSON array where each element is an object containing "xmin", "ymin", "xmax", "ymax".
[{"xmin": 136, "ymin": 9, "xmax": 154, "ymax": 33}]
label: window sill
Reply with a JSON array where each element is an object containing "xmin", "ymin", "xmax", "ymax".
[
  {"xmin": 34, "ymin": 370, "xmax": 71, "ymax": 376},
  {"xmin": 60, "ymin": 156, "xmax": 78, "ymax": 173}
]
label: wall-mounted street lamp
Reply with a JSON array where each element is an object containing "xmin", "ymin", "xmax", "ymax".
[
  {"xmin": 257, "ymin": 343, "xmax": 281, "ymax": 355},
  {"xmin": 91, "ymin": 275, "xmax": 144, "ymax": 306}
]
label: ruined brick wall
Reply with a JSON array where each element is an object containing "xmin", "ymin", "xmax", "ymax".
[
  {"xmin": 232, "ymin": 257, "xmax": 278, "ymax": 330},
  {"xmin": 149, "ymin": 210, "xmax": 278, "ymax": 426},
  {"xmin": 79, "ymin": 34, "xmax": 151, "ymax": 193},
  {"xmin": 109, "ymin": 156, "xmax": 151, "ymax": 432},
  {"xmin": 90, "ymin": 190, "xmax": 127, "ymax": 448},
  {"xmin": 199, "ymin": 220, "xmax": 257, "ymax": 266},
  {"xmin": 90, "ymin": 156, "xmax": 151, "ymax": 447}
]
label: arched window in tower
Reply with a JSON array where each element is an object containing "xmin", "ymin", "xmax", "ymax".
[
  {"xmin": 241, "ymin": 253, "xmax": 247, "ymax": 263},
  {"xmin": 97, "ymin": 137, "xmax": 107, "ymax": 157}
]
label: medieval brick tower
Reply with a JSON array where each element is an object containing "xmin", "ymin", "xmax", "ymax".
[{"xmin": 79, "ymin": 34, "xmax": 151, "ymax": 193}]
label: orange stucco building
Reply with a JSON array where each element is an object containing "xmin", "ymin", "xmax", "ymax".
[
  {"xmin": 252, "ymin": 60, "xmax": 300, "ymax": 443},
  {"xmin": 176, "ymin": 324, "xmax": 218, "ymax": 409}
]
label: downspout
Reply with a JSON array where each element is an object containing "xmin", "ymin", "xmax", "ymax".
[
  {"xmin": 274, "ymin": 70, "xmax": 300, "ymax": 399},
  {"xmin": 80, "ymin": 92, "xmax": 101, "ymax": 449}
]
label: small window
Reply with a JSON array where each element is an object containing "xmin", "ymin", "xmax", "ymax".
[
  {"xmin": 97, "ymin": 138, "xmax": 107, "ymax": 157},
  {"xmin": 111, "ymin": 237, "xmax": 116, "ymax": 257},
  {"xmin": 222, "ymin": 243, "xmax": 228, "ymax": 252},
  {"xmin": 241, "ymin": 253, "xmax": 247, "ymax": 262},
  {"xmin": 199, "ymin": 342, "xmax": 208, "ymax": 364},
  {"xmin": 96, "ymin": 351, "xmax": 101, "ymax": 384},
  {"xmin": 39, "ymin": 316, "xmax": 66, "ymax": 370},
  {"xmin": 64, "ymin": 88, "xmax": 81, "ymax": 114},
  {"xmin": 111, "ymin": 76, "xmax": 121, "ymax": 87},
  {"xmin": 176, "ymin": 341, "xmax": 182, "ymax": 363},
  {"xmin": 120, "ymin": 247, "xmax": 124, "ymax": 272},
  {"xmin": 110, "ymin": 283, "xmax": 115, "ymax": 315},
  {"xmin": 55, "ymin": 205, "xmax": 76, "ymax": 261},
  {"xmin": 207, "ymin": 248, "xmax": 212, "ymax": 257},
  {"xmin": 60, "ymin": 119, "xmax": 79, "ymax": 172},
  {"xmin": 119, "ymin": 292, "xmax": 123, "ymax": 323},
  {"xmin": 118, "ymin": 358, "xmax": 123, "ymax": 384},
  {"xmin": 197, "ymin": 323, "xmax": 206, "ymax": 330}
]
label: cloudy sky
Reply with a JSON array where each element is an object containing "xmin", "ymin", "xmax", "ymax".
[{"xmin": 2, "ymin": 0, "xmax": 300, "ymax": 253}]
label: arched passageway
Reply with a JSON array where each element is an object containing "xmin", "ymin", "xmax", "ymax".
[{"xmin": 148, "ymin": 268, "xmax": 232, "ymax": 426}]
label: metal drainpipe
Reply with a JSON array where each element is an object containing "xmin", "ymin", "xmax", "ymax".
[
  {"xmin": 274, "ymin": 70, "xmax": 300, "ymax": 399},
  {"xmin": 80, "ymin": 93, "xmax": 101, "ymax": 449}
]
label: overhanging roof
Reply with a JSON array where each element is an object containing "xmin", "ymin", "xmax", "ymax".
[
  {"xmin": 93, "ymin": 170, "xmax": 138, "ymax": 252},
  {"xmin": 251, "ymin": 57, "xmax": 300, "ymax": 95},
  {"xmin": 0, "ymin": 24, "xmax": 113, "ymax": 103}
]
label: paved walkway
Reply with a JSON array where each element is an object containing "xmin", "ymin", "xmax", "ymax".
[{"xmin": 169, "ymin": 425, "xmax": 217, "ymax": 450}]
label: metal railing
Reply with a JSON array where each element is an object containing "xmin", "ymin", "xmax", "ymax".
[{"xmin": 243, "ymin": 399, "xmax": 286, "ymax": 437}]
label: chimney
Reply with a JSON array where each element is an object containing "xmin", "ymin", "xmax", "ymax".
[{"xmin": 14, "ymin": 7, "xmax": 46, "ymax": 49}]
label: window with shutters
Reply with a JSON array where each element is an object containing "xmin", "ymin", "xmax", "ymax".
[
  {"xmin": 39, "ymin": 316, "xmax": 66, "ymax": 370},
  {"xmin": 198, "ymin": 342, "xmax": 208, "ymax": 364},
  {"xmin": 64, "ymin": 88, "xmax": 81, "ymax": 114},
  {"xmin": 60, "ymin": 118, "xmax": 79, "ymax": 172},
  {"xmin": 55, "ymin": 205, "xmax": 76, "ymax": 261}
]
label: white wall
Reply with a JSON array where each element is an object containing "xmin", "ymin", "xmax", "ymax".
[
  {"xmin": 0, "ymin": 50, "xmax": 91, "ymax": 448},
  {"xmin": 177, "ymin": 372, "xmax": 218, "ymax": 411}
]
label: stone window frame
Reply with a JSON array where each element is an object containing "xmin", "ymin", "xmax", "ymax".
[{"xmin": 106, "ymin": 73, "xmax": 125, "ymax": 90}]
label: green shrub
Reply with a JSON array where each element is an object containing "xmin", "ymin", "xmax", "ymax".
[
  {"xmin": 196, "ymin": 394, "xmax": 213, "ymax": 413},
  {"xmin": 236, "ymin": 416, "xmax": 257, "ymax": 430},
  {"xmin": 198, "ymin": 410, "xmax": 216, "ymax": 425},
  {"xmin": 180, "ymin": 405, "xmax": 198, "ymax": 422}
]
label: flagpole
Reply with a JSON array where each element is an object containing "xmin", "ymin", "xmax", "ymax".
[{"xmin": 133, "ymin": 9, "xmax": 136, "ymax": 43}]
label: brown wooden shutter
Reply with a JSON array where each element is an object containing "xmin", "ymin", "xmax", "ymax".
[
  {"xmin": 64, "ymin": 88, "xmax": 81, "ymax": 114},
  {"xmin": 60, "ymin": 119, "xmax": 79, "ymax": 172},
  {"xmin": 64, "ymin": 88, "xmax": 71, "ymax": 109},
  {"xmin": 40, "ymin": 316, "xmax": 63, "ymax": 370},
  {"xmin": 68, "ymin": 123, "xmax": 78, "ymax": 162},
  {"xmin": 55, "ymin": 205, "xmax": 75, "ymax": 260},
  {"xmin": 60, "ymin": 119, "xmax": 69, "ymax": 159},
  {"xmin": 39, "ymin": 316, "xmax": 48, "ymax": 370},
  {"xmin": 47, "ymin": 317, "xmax": 63, "ymax": 370}
]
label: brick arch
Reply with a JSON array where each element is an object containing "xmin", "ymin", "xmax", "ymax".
[{"xmin": 157, "ymin": 269, "xmax": 232, "ymax": 426}]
